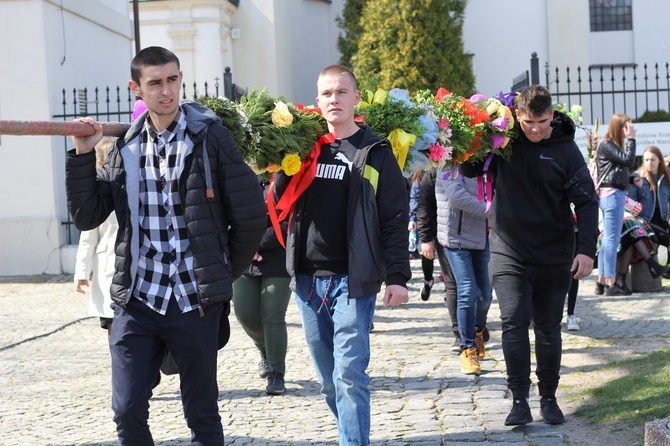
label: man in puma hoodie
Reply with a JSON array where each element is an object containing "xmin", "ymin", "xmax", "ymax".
[{"xmin": 461, "ymin": 85, "xmax": 598, "ymax": 427}]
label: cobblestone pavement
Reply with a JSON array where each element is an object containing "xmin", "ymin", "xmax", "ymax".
[{"xmin": 1, "ymin": 260, "xmax": 669, "ymax": 445}]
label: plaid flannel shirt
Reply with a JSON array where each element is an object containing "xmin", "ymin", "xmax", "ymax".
[{"xmin": 132, "ymin": 111, "xmax": 199, "ymax": 315}]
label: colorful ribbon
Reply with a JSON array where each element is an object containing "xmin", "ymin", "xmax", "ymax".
[{"xmin": 267, "ymin": 133, "xmax": 335, "ymax": 248}]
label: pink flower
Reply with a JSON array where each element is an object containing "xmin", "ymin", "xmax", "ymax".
[
  {"xmin": 428, "ymin": 142, "xmax": 445, "ymax": 162},
  {"xmin": 492, "ymin": 116, "xmax": 508, "ymax": 130},
  {"xmin": 439, "ymin": 117, "xmax": 449, "ymax": 129}
]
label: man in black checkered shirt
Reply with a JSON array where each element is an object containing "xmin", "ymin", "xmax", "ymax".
[{"xmin": 66, "ymin": 47, "xmax": 266, "ymax": 445}]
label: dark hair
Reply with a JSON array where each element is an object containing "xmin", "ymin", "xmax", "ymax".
[
  {"xmin": 515, "ymin": 85, "xmax": 553, "ymax": 117},
  {"xmin": 130, "ymin": 46, "xmax": 180, "ymax": 84},
  {"xmin": 319, "ymin": 64, "xmax": 358, "ymax": 90}
]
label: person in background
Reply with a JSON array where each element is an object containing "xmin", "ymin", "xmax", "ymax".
[
  {"xmin": 65, "ymin": 46, "xmax": 266, "ymax": 445},
  {"xmin": 232, "ymin": 178, "xmax": 292, "ymax": 396},
  {"xmin": 604, "ymin": 207, "xmax": 665, "ymax": 294},
  {"xmin": 594, "ymin": 113, "xmax": 637, "ymax": 296},
  {"xmin": 74, "ymin": 138, "xmax": 118, "ymax": 337},
  {"xmin": 437, "ymin": 170, "xmax": 492, "ymax": 376},
  {"xmin": 409, "ymin": 169, "xmax": 437, "ymax": 299},
  {"xmin": 460, "ymin": 85, "xmax": 598, "ymax": 426},
  {"xmin": 417, "ymin": 167, "xmax": 461, "ymax": 352},
  {"xmin": 629, "ymin": 145, "xmax": 670, "ymax": 262},
  {"xmin": 275, "ymin": 64, "xmax": 410, "ymax": 446}
]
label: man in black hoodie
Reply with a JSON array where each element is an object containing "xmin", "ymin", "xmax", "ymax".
[{"xmin": 461, "ymin": 85, "xmax": 598, "ymax": 426}]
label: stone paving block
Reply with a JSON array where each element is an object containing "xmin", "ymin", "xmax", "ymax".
[
  {"xmin": 444, "ymin": 425, "xmax": 487, "ymax": 442},
  {"xmin": 8, "ymin": 266, "xmax": 670, "ymax": 445}
]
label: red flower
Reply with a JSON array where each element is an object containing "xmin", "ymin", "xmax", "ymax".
[
  {"xmin": 295, "ymin": 103, "xmax": 322, "ymax": 115},
  {"xmin": 435, "ymin": 87, "xmax": 451, "ymax": 102},
  {"xmin": 354, "ymin": 114, "xmax": 366, "ymax": 123}
]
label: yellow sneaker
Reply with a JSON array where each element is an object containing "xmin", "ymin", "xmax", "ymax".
[
  {"xmin": 460, "ymin": 346, "xmax": 481, "ymax": 375},
  {"xmin": 475, "ymin": 329, "xmax": 486, "ymax": 360}
]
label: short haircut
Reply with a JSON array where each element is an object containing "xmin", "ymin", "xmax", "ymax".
[
  {"xmin": 131, "ymin": 46, "xmax": 180, "ymax": 84},
  {"xmin": 318, "ymin": 65, "xmax": 358, "ymax": 90},
  {"xmin": 515, "ymin": 85, "xmax": 553, "ymax": 117}
]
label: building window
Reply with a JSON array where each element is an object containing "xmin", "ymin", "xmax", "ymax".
[{"xmin": 590, "ymin": 0, "xmax": 633, "ymax": 32}]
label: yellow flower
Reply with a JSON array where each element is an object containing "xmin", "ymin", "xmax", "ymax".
[
  {"xmin": 271, "ymin": 101, "xmax": 294, "ymax": 127},
  {"xmin": 281, "ymin": 153, "xmax": 302, "ymax": 176},
  {"xmin": 266, "ymin": 163, "xmax": 282, "ymax": 173},
  {"xmin": 485, "ymin": 99, "xmax": 500, "ymax": 116}
]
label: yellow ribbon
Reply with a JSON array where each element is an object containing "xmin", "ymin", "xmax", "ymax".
[{"xmin": 388, "ymin": 128, "xmax": 416, "ymax": 171}]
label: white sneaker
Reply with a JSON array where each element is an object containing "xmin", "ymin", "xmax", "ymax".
[{"xmin": 567, "ymin": 315, "xmax": 580, "ymax": 331}]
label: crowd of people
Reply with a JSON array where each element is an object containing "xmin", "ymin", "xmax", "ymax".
[{"xmin": 68, "ymin": 45, "xmax": 669, "ymax": 445}]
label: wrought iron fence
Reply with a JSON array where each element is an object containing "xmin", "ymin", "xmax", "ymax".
[{"xmin": 522, "ymin": 54, "xmax": 670, "ymax": 126}]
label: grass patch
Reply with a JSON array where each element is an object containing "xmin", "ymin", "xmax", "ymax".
[{"xmin": 574, "ymin": 348, "xmax": 670, "ymax": 426}]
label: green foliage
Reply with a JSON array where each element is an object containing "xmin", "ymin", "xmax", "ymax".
[
  {"xmin": 356, "ymin": 96, "xmax": 425, "ymax": 139},
  {"xmin": 240, "ymin": 89, "xmax": 328, "ymax": 168},
  {"xmin": 574, "ymin": 348, "xmax": 670, "ymax": 426},
  {"xmin": 336, "ymin": 0, "xmax": 367, "ymax": 67},
  {"xmin": 634, "ymin": 110, "xmax": 670, "ymax": 123},
  {"xmin": 197, "ymin": 96, "xmax": 249, "ymax": 150},
  {"xmin": 352, "ymin": 0, "xmax": 475, "ymax": 97}
]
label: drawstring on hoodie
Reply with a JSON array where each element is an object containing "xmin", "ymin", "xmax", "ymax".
[{"xmin": 201, "ymin": 134, "xmax": 214, "ymax": 199}]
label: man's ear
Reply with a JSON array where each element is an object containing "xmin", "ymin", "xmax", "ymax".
[{"xmin": 129, "ymin": 80, "xmax": 141, "ymax": 97}]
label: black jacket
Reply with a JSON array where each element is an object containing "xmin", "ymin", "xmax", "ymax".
[
  {"xmin": 461, "ymin": 111, "xmax": 599, "ymax": 264},
  {"xmin": 278, "ymin": 126, "xmax": 411, "ymax": 298},
  {"xmin": 595, "ymin": 138, "xmax": 636, "ymax": 190},
  {"xmin": 66, "ymin": 101, "xmax": 267, "ymax": 309}
]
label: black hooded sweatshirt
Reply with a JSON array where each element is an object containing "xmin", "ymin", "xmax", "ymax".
[{"xmin": 460, "ymin": 111, "xmax": 599, "ymax": 265}]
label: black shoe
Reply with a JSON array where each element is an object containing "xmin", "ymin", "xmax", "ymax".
[
  {"xmin": 420, "ymin": 280, "xmax": 433, "ymax": 301},
  {"xmin": 152, "ymin": 373, "xmax": 161, "ymax": 389},
  {"xmin": 266, "ymin": 371, "xmax": 285, "ymax": 395},
  {"xmin": 617, "ymin": 282, "xmax": 633, "ymax": 295},
  {"xmin": 504, "ymin": 399, "xmax": 533, "ymax": 426},
  {"xmin": 258, "ymin": 352, "xmax": 269, "ymax": 379},
  {"xmin": 604, "ymin": 284, "xmax": 628, "ymax": 296},
  {"xmin": 540, "ymin": 397, "xmax": 565, "ymax": 424},
  {"xmin": 594, "ymin": 282, "xmax": 604, "ymax": 295}
]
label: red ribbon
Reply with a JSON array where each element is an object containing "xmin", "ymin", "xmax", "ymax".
[{"xmin": 267, "ymin": 133, "xmax": 335, "ymax": 248}]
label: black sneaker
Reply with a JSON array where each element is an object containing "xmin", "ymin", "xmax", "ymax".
[
  {"xmin": 266, "ymin": 371, "xmax": 285, "ymax": 395},
  {"xmin": 594, "ymin": 282, "xmax": 604, "ymax": 295},
  {"xmin": 258, "ymin": 352, "xmax": 269, "ymax": 379},
  {"xmin": 420, "ymin": 280, "xmax": 433, "ymax": 301},
  {"xmin": 540, "ymin": 397, "xmax": 565, "ymax": 424},
  {"xmin": 504, "ymin": 399, "xmax": 533, "ymax": 426},
  {"xmin": 604, "ymin": 284, "xmax": 629, "ymax": 296}
]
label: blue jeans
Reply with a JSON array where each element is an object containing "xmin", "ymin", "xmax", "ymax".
[
  {"xmin": 444, "ymin": 242, "xmax": 492, "ymax": 350},
  {"xmin": 599, "ymin": 190, "xmax": 626, "ymax": 278},
  {"xmin": 294, "ymin": 274, "xmax": 376, "ymax": 446}
]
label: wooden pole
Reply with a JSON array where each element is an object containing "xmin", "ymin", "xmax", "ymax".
[{"xmin": 0, "ymin": 120, "xmax": 130, "ymax": 137}]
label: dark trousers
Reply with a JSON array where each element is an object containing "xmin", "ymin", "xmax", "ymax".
[
  {"xmin": 110, "ymin": 297, "xmax": 224, "ymax": 446},
  {"xmin": 435, "ymin": 239, "xmax": 459, "ymax": 337},
  {"xmin": 489, "ymin": 253, "xmax": 571, "ymax": 400}
]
